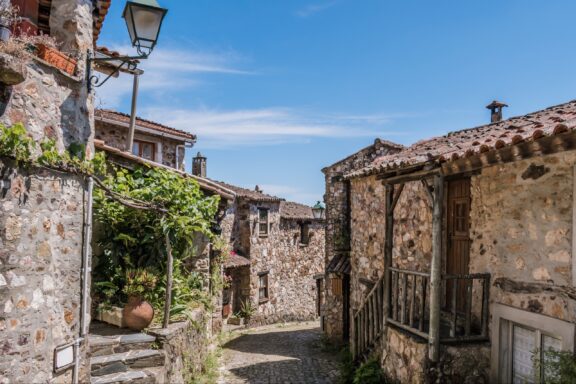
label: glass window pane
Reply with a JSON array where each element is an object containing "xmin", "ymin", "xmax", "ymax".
[
  {"xmin": 132, "ymin": 142, "xmax": 139, "ymax": 156},
  {"xmin": 141, "ymin": 143, "xmax": 153, "ymax": 160},
  {"xmin": 541, "ymin": 335, "xmax": 562, "ymax": 382},
  {"xmin": 513, "ymin": 325, "xmax": 536, "ymax": 384}
]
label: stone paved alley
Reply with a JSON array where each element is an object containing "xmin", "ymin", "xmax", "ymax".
[{"xmin": 219, "ymin": 322, "xmax": 340, "ymax": 384}]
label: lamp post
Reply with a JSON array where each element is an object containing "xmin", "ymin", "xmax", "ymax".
[
  {"xmin": 312, "ymin": 201, "xmax": 326, "ymax": 220},
  {"xmin": 87, "ymin": 0, "xmax": 167, "ymax": 92}
]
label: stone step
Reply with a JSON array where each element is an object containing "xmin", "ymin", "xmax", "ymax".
[
  {"xmin": 91, "ymin": 367, "xmax": 165, "ymax": 384},
  {"xmin": 89, "ymin": 333, "xmax": 158, "ymax": 357},
  {"xmin": 91, "ymin": 349, "xmax": 165, "ymax": 377}
]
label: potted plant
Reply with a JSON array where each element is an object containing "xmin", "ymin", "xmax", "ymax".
[
  {"xmin": 227, "ymin": 313, "xmax": 244, "ymax": 326},
  {"xmin": 122, "ymin": 269, "xmax": 157, "ymax": 331},
  {"xmin": 36, "ymin": 43, "xmax": 76, "ymax": 75}
]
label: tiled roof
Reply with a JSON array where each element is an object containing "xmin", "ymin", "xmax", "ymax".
[
  {"xmin": 93, "ymin": 0, "xmax": 112, "ymax": 45},
  {"xmin": 209, "ymin": 181, "xmax": 284, "ymax": 202},
  {"xmin": 347, "ymin": 100, "xmax": 576, "ymax": 178},
  {"xmin": 96, "ymin": 109, "xmax": 196, "ymax": 141},
  {"xmin": 95, "ymin": 140, "xmax": 236, "ymax": 200},
  {"xmin": 280, "ymin": 201, "xmax": 315, "ymax": 220},
  {"xmin": 224, "ymin": 253, "xmax": 251, "ymax": 269}
]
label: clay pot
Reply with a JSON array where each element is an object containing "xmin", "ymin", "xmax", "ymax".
[{"xmin": 123, "ymin": 296, "xmax": 154, "ymax": 331}]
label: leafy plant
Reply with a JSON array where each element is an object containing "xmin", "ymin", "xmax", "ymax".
[
  {"xmin": 0, "ymin": 123, "xmax": 34, "ymax": 163},
  {"xmin": 538, "ymin": 350, "xmax": 576, "ymax": 384},
  {"xmin": 238, "ymin": 300, "xmax": 256, "ymax": 320},
  {"xmin": 338, "ymin": 347, "xmax": 356, "ymax": 384},
  {"xmin": 123, "ymin": 268, "xmax": 158, "ymax": 300},
  {"xmin": 353, "ymin": 357, "xmax": 384, "ymax": 384}
]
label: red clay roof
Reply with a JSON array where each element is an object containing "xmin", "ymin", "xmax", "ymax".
[
  {"xmin": 96, "ymin": 109, "xmax": 196, "ymax": 141},
  {"xmin": 209, "ymin": 181, "xmax": 284, "ymax": 202},
  {"xmin": 94, "ymin": 1, "xmax": 112, "ymax": 45},
  {"xmin": 224, "ymin": 253, "xmax": 251, "ymax": 269},
  {"xmin": 348, "ymin": 100, "xmax": 576, "ymax": 178},
  {"xmin": 280, "ymin": 201, "xmax": 315, "ymax": 220}
]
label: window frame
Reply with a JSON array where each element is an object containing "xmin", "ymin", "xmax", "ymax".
[
  {"xmin": 491, "ymin": 303, "xmax": 575, "ymax": 383},
  {"xmin": 258, "ymin": 271, "xmax": 269, "ymax": 303},
  {"xmin": 257, "ymin": 208, "xmax": 269, "ymax": 237},
  {"xmin": 132, "ymin": 139, "xmax": 156, "ymax": 161},
  {"xmin": 299, "ymin": 222, "xmax": 310, "ymax": 245}
]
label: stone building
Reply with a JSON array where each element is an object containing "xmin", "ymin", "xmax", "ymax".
[
  {"xmin": 0, "ymin": 0, "xmax": 109, "ymax": 382},
  {"xmin": 195, "ymin": 160, "xmax": 326, "ymax": 326},
  {"xmin": 324, "ymin": 100, "xmax": 576, "ymax": 383},
  {"xmin": 95, "ymin": 109, "xmax": 196, "ymax": 171}
]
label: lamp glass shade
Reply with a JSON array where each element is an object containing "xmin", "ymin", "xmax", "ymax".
[
  {"xmin": 312, "ymin": 201, "xmax": 325, "ymax": 220},
  {"xmin": 123, "ymin": 0, "xmax": 167, "ymax": 53}
]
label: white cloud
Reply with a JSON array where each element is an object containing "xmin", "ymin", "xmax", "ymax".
[
  {"xmin": 295, "ymin": 1, "xmax": 338, "ymax": 18},
  {"xmin": 140, "ymin": 106, "xmax": 401, "ymax": 148},
  {"xmin": 94, "ymin": 46, "xmax": 250, "ymax": 109}
]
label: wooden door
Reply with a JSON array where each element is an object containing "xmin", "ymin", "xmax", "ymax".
[{"xmin": 446, "ymin": 178, "xmax": 471, "ymax": 312}]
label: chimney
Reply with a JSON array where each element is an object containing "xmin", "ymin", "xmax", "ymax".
[
  {"xmin": 255, "ymin": 185, "xmax": 262, "ymax": 193},
  {"xmin": 192, "ymin": 152, "xmax": 207, "ymax": 178},
  {"xmin": 486, "ymin": 100, "xmax": 508, "ymax": 123}
]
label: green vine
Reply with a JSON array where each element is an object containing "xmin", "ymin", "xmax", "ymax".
[{"xmin": 0, "ymin": 123, "xmax": 221, "ymax": 323}]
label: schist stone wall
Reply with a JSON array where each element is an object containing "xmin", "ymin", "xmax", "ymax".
[
  {"xmin": 346, "ymin": 149, "xmax": 576, "ymax": 382},
  {"xmin": 95, "ymin": 120, "xmax": 185, "ymax": 170},
  {"xmin": 0, "ymin": 1, "xmax": 95, "ymax": 382},
  {"xmin": 222, "ymin": 198, "xmax": 325, "ymax": 326},
  {"xmin": 322, "ymin": 139, "xmax": 403, "ymax": 341}
]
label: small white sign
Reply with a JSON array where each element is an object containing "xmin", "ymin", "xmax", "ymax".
[{"xmin": 54, "ymin": 344, "xmax": 74, "ymax": 372}]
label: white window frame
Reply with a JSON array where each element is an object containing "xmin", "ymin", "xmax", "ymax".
[
  {"xmin": 490, "ymin": 303, "xmax": 575, "ymax": 383},
  {"xmin": 258, "ymin": 208, "xmax": 269, "ymax": 237}
]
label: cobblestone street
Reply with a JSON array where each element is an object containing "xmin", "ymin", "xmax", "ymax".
[{"xmin": 219, "ymin": 322, "xmax": 341, "ymax": 384}]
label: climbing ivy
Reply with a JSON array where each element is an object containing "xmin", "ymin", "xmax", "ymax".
[{"xmin": 0, "ymin": 122, "xmax": 221, "ymax": 322}]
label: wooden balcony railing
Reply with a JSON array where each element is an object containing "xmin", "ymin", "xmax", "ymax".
[{"xmin": 352, "ymin": 268, "xmax": 490, "ymax": 359}]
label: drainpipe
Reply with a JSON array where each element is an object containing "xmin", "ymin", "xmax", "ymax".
[
  {"xmin": 73, "ymin": 176, "xmax": 94, "ymax": 384},
  {"xmin": 126, "ymin": 72, "xmax": 141, "ymax": 153}
]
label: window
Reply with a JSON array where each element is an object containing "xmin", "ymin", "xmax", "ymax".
[
  {"xmin": 300, "ymin": 222, "xmax": 310, "ymax": 245},
  {"xmin": 258, "ymin": 272, "xmax": 269, "ymax": 302},
  {"xmin": 132, "ymin": 140, "xmax": 156, "ymax": 161},
  {"xmin": 258, "ymin": 208, "xmax": 269, "ymax": 236},
  {"xmin": 491, "ymin": 304, "xmax": 575, "ymax": 384}
]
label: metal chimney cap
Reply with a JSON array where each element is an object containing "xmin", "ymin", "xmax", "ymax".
[{"xmin": 486, "ymin": 100, "xmax": 508, "ymax": 110}]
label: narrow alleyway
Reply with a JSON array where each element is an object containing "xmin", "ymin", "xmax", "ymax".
[{"xmin": 219, "ymin": 322, "xmax": 341, "ymax": 384}]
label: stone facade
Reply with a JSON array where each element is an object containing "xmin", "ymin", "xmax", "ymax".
[
  {"xmin": 95, "ymin": 119, "xmax": 187, "ymax": 170},
  {"xmin": 342, "ymin": 149, "xmax": 576, "ymax": 381},
  {"xmin": 0, "ymin": 1, "xmax": 96, "ymax": 382},
  {"xmin": 217, "ymin": 186, "xmax": 326, "ymax": 327},
  {"xmin": 321, "ymin": 139, "xmax": 403, "ymax": 342}
]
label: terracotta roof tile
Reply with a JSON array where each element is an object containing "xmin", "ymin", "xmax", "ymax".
[
  {"xmin": 280, "ymin": 201, "xmax": 315, "ymax": 220},
  {"xmin": 209, "ymin": 181, "xmax": 284, "ymax": 202},
  {"xmin": 224, "ymin": 253, "xmax": 251, "ymax": 269},
  {"xmin": 347, "ymin": 100, "xmax": 576, "ymax": 178},
  {"xmin": 93, "ymin": 0, "xmax": 112, "ymax": 45},
  {"xmin": 96, "ymin": 109, "xmax": 196, "ymax": 141}
]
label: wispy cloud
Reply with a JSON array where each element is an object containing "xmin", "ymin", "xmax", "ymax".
[
  {"xmin": 140, "ymin": 106, "xmax": 402, "ymax": 149},
  {"xmin": 295, "ymin": 1, "xmax": 338, "ymax": 18},
  {"xmin": 94, "ymin": 46, "xmax": 251, "ymax": 109}
]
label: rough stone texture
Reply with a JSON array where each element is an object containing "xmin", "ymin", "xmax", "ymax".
[
  {"xmin": 471, "ymin": 151, "xmax": 576, "ymax": 322},
  {"xmin": 95, "ymin": 120, "xmax": 186, "ymax": 170},
  {"xmin": 0, "ymin": 53, "xmax": 27, "ymax": 86},
  {"xmin": 379, "ymin": 326, "xmax": 428, "ymax": 384},
  {"xmin": 0, "ymin": 161, "xmax": 89, "ymax": 383},
  {"xmin": 219, "ymin": 196, "xmax": 325, "ymax": 327},
  {"xmin": 0, "ymin": 1, "xmax": 95, "ymax": 382},
  {"xmin": 219, "ymin": 322, "xmax": 340, "ymax": 384},
  {"xmin": 148, "ymin": 310, "xmax": 209, "ymax": 384},
  {"xmin": 322, "ymin": 139, "xmax": 403, "ymax": 341}
]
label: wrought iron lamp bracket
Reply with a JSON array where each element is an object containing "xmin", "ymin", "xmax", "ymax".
[{"xmin": 86, "ymin": 50, "xmax": 147, "ymax": 93}]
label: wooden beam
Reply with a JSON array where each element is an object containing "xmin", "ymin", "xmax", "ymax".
[
  {"xmin": 382, "ymin": 184, "xmax": 394, "ymax": 328},
  {"xmin": 428, "ymin": 174, "xmax": 444, "ymax": 363},
  {"xmin": 420, "ymin": 179, "xmax": 434, "ymax": 205},
  {"xmin": 380, "ymin": 167, "xmax": 440, "ymax": 185},
  {"xmin": 391, "ymin": 183, "xmax": 405, "ymax": 212}
]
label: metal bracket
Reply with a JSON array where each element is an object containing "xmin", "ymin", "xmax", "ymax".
[{"xmin": 86, "ymin": 50, "xmax": 146, "ymax": 93}]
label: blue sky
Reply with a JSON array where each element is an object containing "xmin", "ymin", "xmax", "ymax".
[{"xmin": 96, "ymin": 0, "xmax": 576, "ymax": 204}]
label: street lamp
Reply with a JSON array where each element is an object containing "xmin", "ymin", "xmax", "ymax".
[
  {"xmin": 312, "ymin": 201, "xmax": 326, "ymax": 220},
  {"xmin": 123, "ymin": 0, "xmax": 168, "ymax": 56},
  {"xmin": 87, "ymin": 0, "xmax": 168, "ymax": 92}
]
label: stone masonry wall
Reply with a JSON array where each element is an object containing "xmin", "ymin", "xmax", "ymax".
[
  {"xmin": 232, "ymin": 199, "xmax": 325, "ymax": 326},
  {"xmin": 322, "ymin": 139, "xmax": 403, "ymax": 341},
  {"xmin": 95, "ymin": 120, "xmax": 185, "ymax": 170},
  {"xmin": 0, "ymin": 161, "xmax": 89, "ymax": 383},
  {"xmin": 0, "ymin": 1, "xmax": 95, "ymax": 382}
]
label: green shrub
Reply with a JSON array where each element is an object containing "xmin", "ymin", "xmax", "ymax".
[
  {"xmin": 540, "ymin": 350, "xmax": 576, "ymax": 384},
  {"xmin": 353, "ymin": 357, "xmax": 384, "ymax": 384},
  {"xmin": 338, "ymin": 347, "xmax": 355, "ymax": 384}
]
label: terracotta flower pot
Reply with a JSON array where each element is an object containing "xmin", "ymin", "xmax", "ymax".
[
  {"xmin": 123, "ymin": 296, "xmax": 154, "ymax": 331},
  {"xmin": 36, "ymin": 44, "xmax": 77, "ymax": 75}
]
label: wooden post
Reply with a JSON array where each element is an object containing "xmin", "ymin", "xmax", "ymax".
[
  {"xmin": 383, "ymin": 184, "xmax": 394, "ymax": 327},
  {"xmin": 428, "ymin": 174, "xmax": 444, "ymax": 362},
  {"xmin": 163, "ymin": 232, "xmax": 174, "ymax": 329}
]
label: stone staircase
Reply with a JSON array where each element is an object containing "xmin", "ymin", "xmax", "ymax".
[{"xmin": 89, "ymin": 322, "xmax": 166, "ymax": 384}]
